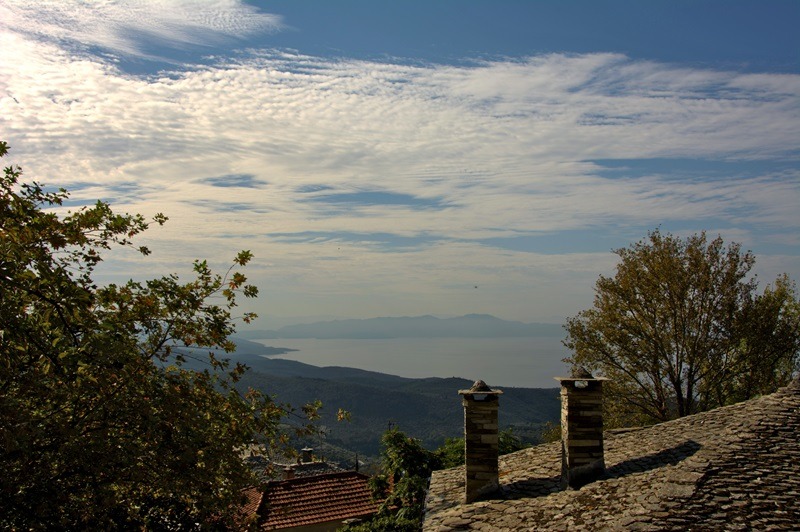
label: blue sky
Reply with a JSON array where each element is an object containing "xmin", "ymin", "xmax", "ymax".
[{"xmin": 1, "ymin": 0, "xmax": 798, "ymax": 327}]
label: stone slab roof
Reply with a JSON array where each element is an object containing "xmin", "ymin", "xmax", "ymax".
[
  {"xmin": 249, "ymin": 471, "xmax": 378, "ymax": 530},
  {"xmin": 245, "ymin": 449, "xmax": 344, "ymax": 482},
  {"xmin": 424, "ymin": 378, "xmax": 800, "ymax": 531}
]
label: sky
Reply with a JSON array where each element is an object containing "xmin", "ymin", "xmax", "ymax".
[{"xmin": 1, "ymin": 0, "xmax": 799, "ymax": 328}]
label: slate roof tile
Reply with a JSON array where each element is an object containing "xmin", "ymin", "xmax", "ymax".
[{"xmin": 424, "ymin": 378, "xmax": 800, "ymax": 531}]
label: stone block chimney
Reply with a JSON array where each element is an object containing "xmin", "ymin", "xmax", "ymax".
[
  {"xmin": 301, "ymin": 447, "xmax": 314, "ymax": 464},
  {"xmin": 459, "ymin": 380, "xmax": 503, "ymax": 503},
  {"xmin": 556, "ymin": 368, "xmax": 607, "ymax": 489}
]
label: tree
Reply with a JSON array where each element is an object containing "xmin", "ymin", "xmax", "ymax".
[
  {"xmin": 433, "ymin": 436, "xmax": 464, "ymax": 469},
  {"xmin": 342, "ymin": 427, "xmax": 440, "ymax": 532},
  {"xmin": 434, "ymin": 428, "xmax": 528, "ymax": 469},
  {"xmin": 0, "ymin": 142, "xmax": 315, "ymax": 529},
  {"xmin": 343, "ymin": 425, "xmax": 531, "ymax": 532},
  {"xmin": 564, "ymin": 229, "xmax": 800, "ymax": 427}
]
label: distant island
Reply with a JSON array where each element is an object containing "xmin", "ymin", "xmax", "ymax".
[{"xmin": 236, "ymin": 314, "xmax": 564, "ymax": 340}]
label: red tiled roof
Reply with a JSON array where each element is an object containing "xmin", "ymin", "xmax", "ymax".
[
  {"xmin": 259, "ymin": 471, "xmax": 379, "ymax": 530},
  {"xmin": 237, "ymin": 487, "xmax": 265, "ymax": 528}
]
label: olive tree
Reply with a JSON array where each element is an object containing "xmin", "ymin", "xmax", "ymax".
[
  {"xmin": 564, "ymin": 229, "xmax": 800, "ymax": 427},
  {"xmin": 0, "ymin": 141, "xmax": 314, "ymax": 530}
]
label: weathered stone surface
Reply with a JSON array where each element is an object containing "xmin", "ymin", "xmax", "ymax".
[
  {"xmin": 424, "ymin": 377, "xmax": 800, "ymax": 531},
  {"xmin": 462, "ymin": 388, "xmax": 502, "ymax": 503}
]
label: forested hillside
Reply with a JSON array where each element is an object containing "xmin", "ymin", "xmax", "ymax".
[{"xmin": 215, "ymin": 341, "xmax": 561, "ymax": 460}]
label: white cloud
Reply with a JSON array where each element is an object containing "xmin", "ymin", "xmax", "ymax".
[
  {"xmin": 0, "ymin": 0, "xmax": 282, "ymax": 59},
  {"xmin": 1, "ymin": 10, "xmax": 799, "ymax": 321}
]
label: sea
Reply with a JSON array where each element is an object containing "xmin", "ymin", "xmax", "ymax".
[{"xmin": 252, "ymin": 336, "xmax": 570, "ymax": 389}]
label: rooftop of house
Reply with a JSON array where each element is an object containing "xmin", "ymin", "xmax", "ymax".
[
  {"xmin": 243, "ymin": 471, "xmax": 378, "ymax": 530},
  {"xmin": 424, "ymin": 377, "xmax": 800, "ymax": 531},
  {"xmin": 245, "ymin": 447, "xmax": 345, "ymax": 482}
]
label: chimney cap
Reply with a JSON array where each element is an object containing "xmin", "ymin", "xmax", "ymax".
[
  {"xmin": 554, "ymin": 375, "xmax": 609, "ymax": 383},
  {"xmin": 571, "ymin": 366, "xmax": 593, "ymax": 379},
  {"xmin": 459, "ymin": 379, "xmax": 503, "ymax": 395},
  {"xmin": 282, "ymin": 465, "xmax": 296, "ymax": 480},
  {"xmin": 555, "ymin": 365, "xmax": 610, "ymax": 383}
]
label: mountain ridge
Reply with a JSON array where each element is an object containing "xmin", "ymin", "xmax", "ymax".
[
  {"xmin": 173, "ymin": 341, "xmax": 561, "ymax": 459},
  {"xmin": 231, "ymin": 351, "xmax": 560, "ymax": 458}
]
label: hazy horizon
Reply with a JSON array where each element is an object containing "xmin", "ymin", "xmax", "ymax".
[{"xmin": 253, "ymin": 336, "xmax": 570, "ymax": 389}]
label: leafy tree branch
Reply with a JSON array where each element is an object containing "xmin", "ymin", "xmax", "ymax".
[
  {"xmin": 0, "ymin": 141, "xmax": 319, "ymax": 530},
  {"xmin": 564, "ymin": 229, "xmax": 800, "ymax": 427}
]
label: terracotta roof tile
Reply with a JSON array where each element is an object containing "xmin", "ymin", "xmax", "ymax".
[
  {"xmin": 236, "ymin": 487, "xmax": 264, "ymax": 529},
  {"xmin": 259, "ymin": 471, "xmax": 378, "ymax": 530}
]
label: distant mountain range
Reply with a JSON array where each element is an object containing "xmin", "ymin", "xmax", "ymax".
[{"xmin": 236, "ymin": 314, "xmax": 564, "ymax": 340}]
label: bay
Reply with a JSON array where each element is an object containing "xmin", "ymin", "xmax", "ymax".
[{"xmin": 253, "ymin": 336, "xmax": 571, "ymax": 388}]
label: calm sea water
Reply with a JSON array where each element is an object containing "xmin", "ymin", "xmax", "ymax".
[{"xmin": 254, "ymin": 336, "xmax": 570, "ymax": 388}]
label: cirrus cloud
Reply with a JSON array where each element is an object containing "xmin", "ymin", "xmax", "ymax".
[{"xmin": 1, "ymin": 1, "xmax": 798, "ymax": 322}]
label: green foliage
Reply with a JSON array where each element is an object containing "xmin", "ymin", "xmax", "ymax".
[
  {"xmin": 564, "ymin": 229, "xmax": 800, "ymax": 427},
  {"xmin": 433, "ymin": 427, "xmax": 528, "ymax": 470},
  {"xmin": 344, "ymin": 425, "xmax": 531, "ymax": 531},
  {"xmin": 539, "ymin": 421, "xmax": 562, "ymax": 444},
  {"xmin": 237, "ymin": 368, "xmax": 560, "ymax": 460},
  {"xmin": 342, "ymin": 427, "xmax": 441, "ymax": 531},
  {"xmin": 378, "ymin": 426, "xmax": 442, "ymax": 482},
  {"xmin": 499, "ymin": 427, "xmax": 527, "ymax": 455},
  {"xmin": 434, "ymin": 436, "xmax": 465, "ymax": 469},
  {"xmin": 0, "ymin": 142, "xmax": 318, "ymax": 529},
  {"xmin": 339, "ymin": 513, "xmax": 421, "ymax": 532}
]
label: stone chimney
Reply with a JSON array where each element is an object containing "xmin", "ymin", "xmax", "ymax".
[
  {"xmin": 459, "ymin": 380, "xmax": 503, "ymax": 503},
  {"xmin": 301, "ymin": 447, "xmax": 314, "ymax": 463},
  {"xmin": 555, "ymin": 368, "xmax": 607, "ymax": 489},
  {"xmin": 282, "ymin": 465, "xmax": 295, "ymax": 480}
]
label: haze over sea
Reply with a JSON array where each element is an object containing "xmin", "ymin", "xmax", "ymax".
[{"xmin": 253, "ymin": 336, "xmax": 570, "ymax": 389}]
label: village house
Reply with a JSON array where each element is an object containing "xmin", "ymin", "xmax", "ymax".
[
  {"xmin": 240, "ymin": 448, "xmax": 378, "ymax": 531},
  {"xmin": 241, "ymin": 470, "xmax": 377, "ymax": 531},
  {"xmin": 423, "ymin": 374, "xmax": 800, "ymax": 530}
]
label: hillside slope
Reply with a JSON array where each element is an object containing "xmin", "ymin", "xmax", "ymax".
[{"xmin": 211, "ymin": 342, "xmax": 561, "ymax": 459}]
